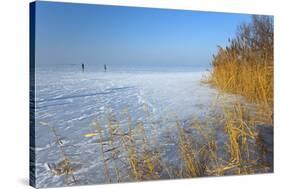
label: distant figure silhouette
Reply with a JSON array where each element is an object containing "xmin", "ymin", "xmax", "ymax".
[
  {"xmin": 104, "ymin": 64, "xmax": 107, "ymax": 72},
  {"xmin": 82, "ymin": 63, "xmax": 85, "ymax": 72}
]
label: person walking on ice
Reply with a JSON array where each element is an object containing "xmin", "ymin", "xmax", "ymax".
[
  {"xmin": 104, "ymin": 64, "xmax": 107, "ymax": 72},
  {"xmin": 82, "ymin": 63, "xmax": 85, "ymax": 72}
]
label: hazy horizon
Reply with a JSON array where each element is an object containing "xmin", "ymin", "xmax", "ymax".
[{"xmin": 35, "ymin": 1, "xmax": 253, "ymax": 68}]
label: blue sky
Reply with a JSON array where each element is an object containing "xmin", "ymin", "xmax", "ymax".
[{"xmin": 35, "ymin": 1, "xmax": 252, "ymax": 68}]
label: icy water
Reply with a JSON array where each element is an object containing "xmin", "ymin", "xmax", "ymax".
[{"xmin": 34, "ymin": 65, "xmax": 219, "ymax": 187}]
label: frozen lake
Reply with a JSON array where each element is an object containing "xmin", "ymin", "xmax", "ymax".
[{"xmin": 34, "ymin": 65, "xmax": 220, "ymax": 187}]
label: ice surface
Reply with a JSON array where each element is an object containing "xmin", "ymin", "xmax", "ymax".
[{"xmin": 34, "ymin": 66, "xmax": 219, "ymax": 187}]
